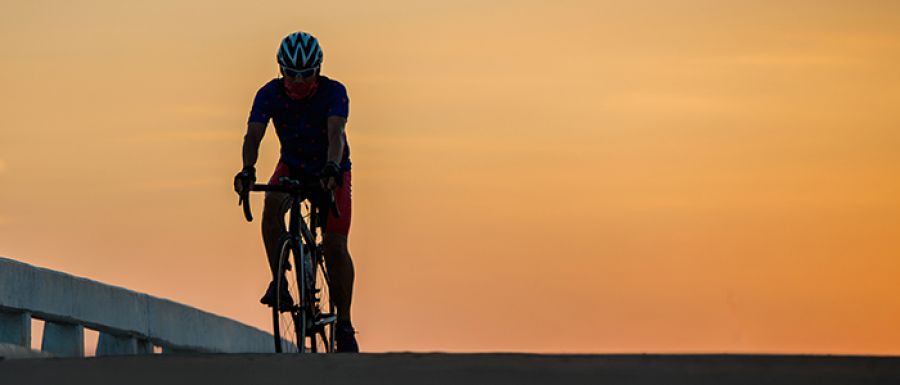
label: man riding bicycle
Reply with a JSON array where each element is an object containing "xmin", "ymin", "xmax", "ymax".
[{"xmin": 234, "ymin": 31, "xmax": 359, "ymax": 353}]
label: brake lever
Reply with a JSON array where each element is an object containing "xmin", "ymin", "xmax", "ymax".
[{"xmin": 328, "ymin": 191, "xmax": 341, "ymax": 219}]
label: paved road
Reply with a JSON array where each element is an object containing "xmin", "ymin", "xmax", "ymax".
[{"xmin": 2, "ymin": 353, "xmax": 900, "ymax": 385}]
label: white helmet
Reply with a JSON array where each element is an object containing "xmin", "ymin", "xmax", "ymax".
[{"xmin": 277, "ymin": 31, "xmax": 323, "ymax": 73}]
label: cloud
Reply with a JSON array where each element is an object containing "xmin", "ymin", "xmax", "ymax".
[
  {"xmin": 606, "ymin": 91, "xmax": 731, "ymax": 117},
  {"xmin": 114, "ymin": 130, "xmax": 236, "ymax": 144},
  {"xmin": 126, "ymin": 177, "xmax": 222, "ymax": 192},
  {"xmin": 731, "ymin": 53, "xmax": 865, "ymax": 69}
]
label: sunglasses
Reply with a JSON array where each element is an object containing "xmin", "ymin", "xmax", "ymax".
[{"xmin": 281, "ymin": 66, "xmax": 319, "ymax": 79}]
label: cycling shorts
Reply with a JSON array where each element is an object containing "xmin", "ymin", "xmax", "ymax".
[{"xmin": 268, "ymin": 161, "xmax": 352, "ymax": 236}]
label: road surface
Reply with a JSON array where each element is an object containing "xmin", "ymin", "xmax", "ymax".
[{"xmin": 2, "ymin": 353, "xmax": 900, "ymax": 384}]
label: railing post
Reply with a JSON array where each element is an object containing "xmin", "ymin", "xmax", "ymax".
[
  {"xmin": 162, "ymin": 346, "xmax": 196, "ymax": 354},
  {"xmin": 0, "ymin": 310, "xmax": 31, "ymax": 347},
  {"xmin": 96, "ymin": 332, "xmax": 137, "ymax": 355},
  {"xmin": 137, "ymin": 339, "xmax": 154, "ymax": 354},
  {"xmin": 41, "ymin": 321, "xmax": 84, "ymax": 357},
  {"xmin": 95, "ymin": 333, "xmax": 152, "ymax": 355}
]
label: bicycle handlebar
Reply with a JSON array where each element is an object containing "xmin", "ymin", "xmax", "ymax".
[{"xmin": 238, "ymin": 178, "xmax": 340, "ymax": 223}]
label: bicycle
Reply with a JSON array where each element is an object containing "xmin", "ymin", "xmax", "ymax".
[{"xmin": 239, "ymin": 176, "xmax": 339, "ymax": 353}]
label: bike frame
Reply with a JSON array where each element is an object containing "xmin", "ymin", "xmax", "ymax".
[
  {"xmin": 287, "ymin": 187, "xmax": 319, "ymax": 262},
  {"xmin": 240, "ymin": 176, "xmax": 339, "ymax": 353}
]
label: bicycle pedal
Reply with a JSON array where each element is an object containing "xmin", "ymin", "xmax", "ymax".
[{"xmin": 314, "ymin": 314, "xmax": 337, "ymax": 327}]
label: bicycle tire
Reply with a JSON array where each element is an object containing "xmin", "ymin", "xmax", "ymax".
[{"xmin": 272, "ymin": 238, "xmax": 302, "ymax": 353}]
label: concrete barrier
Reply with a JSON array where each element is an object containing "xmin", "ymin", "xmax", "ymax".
[
  {"xmin": 0, "ymin": 257, "xmax": 275, "ymax": 356},
  {"xmin": 0, "ymin": 343, "xmax": 51, "ymax": 359}
]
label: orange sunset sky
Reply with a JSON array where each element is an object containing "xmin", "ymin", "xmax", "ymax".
[{"xmin": 1, "ymin": 0, "xmax": 900, "ymax": 354}]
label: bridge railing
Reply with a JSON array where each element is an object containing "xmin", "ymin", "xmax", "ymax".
[{"xmin": 0, "ymin": 257, "xmax": 277, "ymax": 356}]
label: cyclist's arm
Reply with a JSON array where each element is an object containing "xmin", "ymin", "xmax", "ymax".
[
  {"xmin": 242, "ymin": 121, "xmax": 267, "ymax": 170},
  {"xmin": 326, "ymin": 116, "xmax": 347, "ymax": 165}
]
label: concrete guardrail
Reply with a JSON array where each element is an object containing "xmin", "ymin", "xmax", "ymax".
[{"xmin": 0, "ymin": 257, "xmax": 276, "ymax": 357}]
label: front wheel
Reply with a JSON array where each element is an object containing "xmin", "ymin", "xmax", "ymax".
[{"xmin": 272, "ymin": 238, "xmax": 303, "ymax": 353}]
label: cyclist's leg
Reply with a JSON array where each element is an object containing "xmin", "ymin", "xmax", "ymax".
[
  {"xmin": 323, "ymin": 233, "xmax": 353, "ymax": 320},
  {"xmin": 324, "ymin": 231, "xmax": 358, "ymax": 352},
  {"xmin": 262, "ymin": 161, "xmax": 292, "ymax": 277},
  {"xmin": 323, "ymin": 171, "xmax": 354, "ymax": 321}
]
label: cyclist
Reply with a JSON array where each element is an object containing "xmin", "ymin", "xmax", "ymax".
[{"xmin": 234, "ymin": 31, "xmax": 358, "ymax": 353}]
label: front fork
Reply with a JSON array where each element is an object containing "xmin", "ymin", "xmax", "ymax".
[{"xmin": 289, "ymin": 196, "xmax": 322, "ymax": 331}]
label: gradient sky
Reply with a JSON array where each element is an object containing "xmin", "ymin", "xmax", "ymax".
[{"xmin": 2, "ymin": 0, "xmax": 900, "ymax": 354}]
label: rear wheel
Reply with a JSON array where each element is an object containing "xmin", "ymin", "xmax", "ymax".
[
  {"xmin": 272, "ymin": 238, "xmax": 302, "ymax": 353},
  {"xmin": 309, "ymin": 253, "xmax": 336, "ymax": 353}
]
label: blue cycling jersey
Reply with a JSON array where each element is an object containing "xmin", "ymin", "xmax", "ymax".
[{"xmin": 248, "ymin": 75, "xmax": 351, "ymax": 174}]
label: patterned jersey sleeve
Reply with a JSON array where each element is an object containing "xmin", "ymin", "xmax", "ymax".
[
  {"xmin": 327, "ymin": 81, "xmax": 350, "ymax": 119},
  {"xmin": 247, "ymin": 82, "xmax": 275, "ymax": 124}
]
